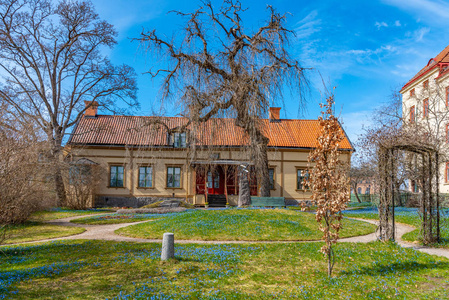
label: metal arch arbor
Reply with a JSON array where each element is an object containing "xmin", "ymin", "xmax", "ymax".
[{"xmin": 378, "ymin": 143, "xmax": 440, "ymax": 244}]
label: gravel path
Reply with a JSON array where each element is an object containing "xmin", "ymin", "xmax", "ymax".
[{"xmin": 7, "ymin": 213, "xmax": 449, "ymax": 259}]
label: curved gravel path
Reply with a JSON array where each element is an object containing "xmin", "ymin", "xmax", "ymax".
[{"xmin": 7, "ymin": 213, "xmax": 449, "ymax": 259}]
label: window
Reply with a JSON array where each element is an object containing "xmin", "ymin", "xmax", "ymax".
[
  {"xmin": 423, "ymin": 80, "xmax": 429, "ymax": 89},
  {"xmin": 268, "ymin": 168, "xmax": 275, "ymax": 190},
  {"xmin": 410, "ymin": 88, "xmax": 415, "ymax": 97},
  {"xmin": 446, "ymin": 86, "xmax": 449, "ymax": 107},
  {"xmin": 138, "ymin": 166, "xmax": 153, "ymax": 188},
  {"xmin": 365, "ymin": 186, "xmax": 370, "ymax": 194},
  {"xmin": 410, "ymin": 106, "xmax": 415, "ymax": 123},
  {"xmin": 296, "ymin": 169, "xmax": 309, "ymax": 190},
  {"xmin": 357, "ymin": 187, "xmax": 362, "ymax": 194},
  {"xmin": 167, "ymin": 166, "xmax": 181, "ymax": 188},
  {"xmin": 170, "ymin": 132, "xmax": 186, "ymax": 148},
  {"xmin": 411, "ymin": 181, "xmax": 419, "ymax": 192},
  {"xmin": 446, "ymin": 163, "xmax": 449, "ymax": 183},
  {"xmin": 110, "ymin": 165, "xmax": 124, "ymax": 187},
  {"xmin": 446, "ymin": 124, "xmax": 449, "ymax": 144},
  {"xmin": 69, "ymin": 165, "xmax": 91, "ymax": 185},
  {"xmin": 207, "ymin": 171, "xmax": 219, "ymax": 188},
  {"xmin": 423, "ymin": 98, "xmax": 429, "ymax": 118}
]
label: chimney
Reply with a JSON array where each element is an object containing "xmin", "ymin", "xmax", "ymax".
[
  {"xmin": 84, "ymin": 101, "xmax": 99, "ymax": 117},
  {"xmin": 269, "ymin": 107, "xmax": 281, "ymax": 121}
]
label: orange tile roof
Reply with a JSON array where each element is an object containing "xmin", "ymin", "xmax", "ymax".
[
  {"xmin": 401, "ymin": 44, "xmax": 449, "ymax": 92},
  {"xmin": 69, "ymin": 115, "xmax": 354, "ymax": 150}
]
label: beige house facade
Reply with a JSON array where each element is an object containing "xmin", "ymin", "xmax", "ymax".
[
  {"xmin": 400, "ymin": 45, "xmax": 449, "ymax": 193},
  {"xmin": 67, "ymin": 105, "xmax": 354, "ymax": 207}
]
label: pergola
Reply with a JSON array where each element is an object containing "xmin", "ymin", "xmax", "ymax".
[{"xmin": 377, "ymin": 141, "xmax": 441, "ymax": 244}]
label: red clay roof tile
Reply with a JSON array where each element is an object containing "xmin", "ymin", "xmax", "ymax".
[
  {"xmin": 401, "ymin": 44, "xmax": 449, "ymax": 92},
  {"xmin": 69, "ymin": 115, "xmax": 353, "ymax": 150}
]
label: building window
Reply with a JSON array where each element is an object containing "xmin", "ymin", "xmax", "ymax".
[
  {"xmin": 445, "ymin": 124, "xmax": 449, "ymax": 144},
  {"xmin": 410, "ymin": 88, "xmax": 415, "ymax": 97},
  {"xmin": 423, "ymin": 80, "xmax": 429, "ymax": 89},
  {"xmin": 170, "ymin": 132, "xmax": 186, "ymax": 148},
  {"xmin": 446, "ymin": 163, "xmax": 449, "ymax": 183},
  {"xmin": 410, "ymin": 106, "xmax": 415, "ymax": 123},
  {"xmin": 296, "ymin": 169, "xmax": 309, "ymax": 190},
  {"xmin": 110, "ymin": 165, "xmax": 124, "ymax": 187},
  {"xmin": 412, "ymin": 181, "xmax": 419, "ymax": 192},
  {"xmin": 357, "ymin": 187, "xmax": 362, "ymax": 194},
  {"xmin": 167, "ymin": 166, "xmax": 181, "ymax": 188},
  {"xmin": 365, "ymin": 186, "xmax": 370, "ymax": 194},
  {"xmin": 446, "ymin": 86, "xmax": 449, "ymax": 107},
  {"xmin": 138, "ymin": 166, "xmax": 153, "ymax": 188},
  {"xmin": 423, "ymin": 98, "xmax": 429, "ymax": 117},
  {"xmin": 268, "ymin": 168, "xmax": 275, "ymax": 190},
  {"xmin": 207, "ymin": 171, "xmax": 220, "ymax": 188}
]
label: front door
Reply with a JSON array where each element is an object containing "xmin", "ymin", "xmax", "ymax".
[{"xmin": 207, "ymin": 166, "xmax": 224, "ymax": 195}]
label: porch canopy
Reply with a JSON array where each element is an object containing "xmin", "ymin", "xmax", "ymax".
[{"xmin": 191, "ymin": 160, "xmax": 254, "ymax": 166}]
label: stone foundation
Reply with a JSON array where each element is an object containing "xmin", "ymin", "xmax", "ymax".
[{"xmin": 94, "ymin": 196, "xmax": 184, "ymax": 208}]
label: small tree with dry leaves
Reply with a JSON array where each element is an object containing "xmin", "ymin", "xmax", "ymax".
[{"xmin": 308, "ymin": 95, "xmax": 350, "ymax": 277}]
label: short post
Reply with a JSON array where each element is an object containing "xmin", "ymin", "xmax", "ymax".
[{"xmin": 161, "ymin": 232, "xmax": 174, "ymax": 261}]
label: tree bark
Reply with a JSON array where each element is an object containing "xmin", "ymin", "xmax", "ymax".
[
  {"xmin": 354, "ymin": 188, "xmax": 362, "ymax": 203},
  {"xmin": 255, "ymin": 141, "xmax": 270, "ymax": 197},
  {"xmin": 49, "ymin": 132, "xmax": 67, "ymax": 207}
]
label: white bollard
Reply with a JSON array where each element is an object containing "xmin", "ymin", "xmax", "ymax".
[{"xmin": 161, "ymin": 232, "xmax": 175, "ymax": 260}]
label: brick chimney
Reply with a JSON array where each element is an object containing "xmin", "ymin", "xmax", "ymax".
[
  {"xmin": 269, "ymin": 107, "xmax": 281, "ymax": 121},
  {"xmin": 84, "ymin": 101, "xmax": 99, "ymax": 117}
]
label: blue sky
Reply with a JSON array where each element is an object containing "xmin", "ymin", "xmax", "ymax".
[{"xmin": 91, "ymin": 0, "xmax": 449, "ymax": 145}]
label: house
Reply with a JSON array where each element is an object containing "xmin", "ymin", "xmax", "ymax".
[
  {"xmin": 66, "ymin": 103, "xmax": 354, "ymax": 207},
  {"xmin": 400, "ymin": 44, "xmax": 449, "ymax": 193}
]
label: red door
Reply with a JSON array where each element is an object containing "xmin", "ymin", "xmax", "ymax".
[{"xmin": 207, "ymin": 166, "xmax": 224, "ymax": 195}]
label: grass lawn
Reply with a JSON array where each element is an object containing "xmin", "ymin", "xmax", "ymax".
[
  {"xmin": 2, "ymin": 222, "xmax": 85, "ymax": 245},
  {"xmin": 1, "ymin": 240, "xmax": 449, "ymax": 299},
  {"xmin": 31, "ymin": 208, "xmax": 114, "ymax": 222},
  {"xmin": 71, "ymin": 213, "xmax": 167, "ymax": 225},
  {"xmin": 116, "ymin": 209, "xmax": 376, "ymax": 241},
  {"xmin": 344, "ymin": 207, "xmax": 449, "ymax": 248}
]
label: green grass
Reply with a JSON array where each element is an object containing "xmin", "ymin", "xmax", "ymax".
[
  {"xmin": 31, "ymin": 208, "xmax": 114, "ymax": 221},
  {"xmin": 2, "ymin": 222, "xmax": 85, "ymax": 245},
  {"xmin": 344, "ymin": 208, "xmax": 449, "ymax": 249},
  {"xmin": 116, "ymin": 209, "xmax": 376, "ymax": 241},
  {"xmin": 71, "ymin": 213, "xmax": 163, "ymax": 225},
  {"xmin": 347, "ymin": 201, "xmax": 374, "ymax": 208},
  {"xmin": 1, "ymin": 240, "xmax": 449, "ymax": 299}
]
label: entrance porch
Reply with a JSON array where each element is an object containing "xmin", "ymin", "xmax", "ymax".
[{"xmin": 192, "ymin": 161, "xmax": 257, "ymax": 207}]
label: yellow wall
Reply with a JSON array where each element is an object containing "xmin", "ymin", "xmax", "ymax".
[{"xmin": 69, "ymin": 146, "xmax": 352, "ymax": 204}]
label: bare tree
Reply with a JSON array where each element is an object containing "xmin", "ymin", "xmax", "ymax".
[
  {"xmin": 0, "ymin": 109, "xmax": 53, "ymax": 246},
  {"xmin": 139, "ymin": 0, "xmax": 307, "ymax": 197},
  {"xmin": 350, "ymin": 159, "xmax": 375, "ymax": 203},
  {"xmin": 63, "ymin": 158, "xmax": 102, "ymax": 210},
  {"xmin": 308, "ymin": 95, "xmax": 349, "ymax": 277},
  {"xmin": 0, "ymin": 0, "xmax": 138, "ymax": 205}
]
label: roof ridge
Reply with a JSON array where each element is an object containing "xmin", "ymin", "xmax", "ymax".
[
  {"xmin": 91, "ymin": 114, "xmax": 321, "ymax": 122},
  {"xmin": 401, "ymin": 44, "xmax": 449, "ymax": 92}
]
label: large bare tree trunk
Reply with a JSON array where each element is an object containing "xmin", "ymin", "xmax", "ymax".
[
  {"xmin": 353, "ymin": 188, "xmax": 362, "ymax": 203},
  {"xmin": 50, "ymin": 132, "xmax": 67, "ymax": 207},
  {"xmin": 255, "ymin": 140, "xmax": 270, "ymax": 197}
]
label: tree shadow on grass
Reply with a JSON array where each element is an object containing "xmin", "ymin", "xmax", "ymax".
[{"xmin": 342, "ymin": 261, "xmax": 449, "ymax": 276}]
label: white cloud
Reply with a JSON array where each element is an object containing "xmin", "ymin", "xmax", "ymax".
[
  {"xmin": 294, "ymin": 10, "xmax": 321, "ymax": 39},
  {"xmin": 345, "ymin": 45, "xmax": 397, "ymax": 58},
  {"xmin": 394, "ymin": 20, "xmax": 401, "ymax": 27},
  {"xmin": 413, "ymin": 27, "xmax": 430, "ymax": 41},
  {"xmin": 382, "ymin": 0, "xmax": 449, "ymax": 23},
  {"xmin": 375, "ymin": 21, "xmax": 388, "ymax": 30}
]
